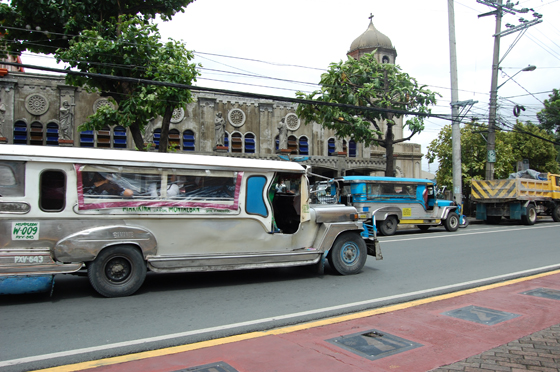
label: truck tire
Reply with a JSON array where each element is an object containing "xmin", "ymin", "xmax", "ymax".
[
  {"xmin": 521, "ymin": 205, "xmax": 537, "ymax": 225},
  {"xmin": 552, "ymin": 204, "xmax": 560, "ymax": 222},
  {"xmin": 377, "ymin": 216, "xmax": 398, "ymax": 236},
  {"xmin": 88, "ymin": 245, "xmax": 147, "ymax": 298},
  {"xmin": 486, "ymin": 216, "xmax": 501, "ymax": 225},
  {"xmin": 327, "ymin": 232, "xmax": 367, "ymax": 275},
  {"xmin": 443, "ymin": 212, "xmax": 459, "ymax": 232}
]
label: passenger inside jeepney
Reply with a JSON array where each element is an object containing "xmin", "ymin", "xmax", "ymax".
[{"xmin": 84, "ymin": 172, "xmax": 134, "ymax": 198}]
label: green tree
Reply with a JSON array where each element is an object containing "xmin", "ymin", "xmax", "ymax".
[
  {"xmin": 56, "ymin": 16, "xmax": 199, "ymax": 151},
  {"xmin": 296, "ymin": 52, "xmax": 439, "ymax": 176},
  {"xmin": 426, "ymin": 122, "xmax": 515, "ymax": 191},
  {"xmin": 509, "ymin": 122, "xmax": 560, "ymax": 174},
  {"xmin": 0, "ymin": 0, "xmax": 194, "ymax": 55},
  {"xmin": 537, "ymin": 89, "xmax": 560, "ymax": 135}
]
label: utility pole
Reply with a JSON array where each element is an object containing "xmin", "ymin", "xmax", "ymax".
[
  {"xmin": 477, "ymin": 0, "xmax": 543, "ymax": 180},
  {"xmin": 448, "ymin": 0, "xmax": 462, "ymax": 205}
]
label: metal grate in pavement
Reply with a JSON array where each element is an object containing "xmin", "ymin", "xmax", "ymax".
[
  {"xmin": 521, "ymin": 287, "xmax": 560, "ymax": 300},
  {"xmin": 441, "ymin": 305, "xmax": 520, "ymax": 325},
  {"xmin": 327, "ymin": 329, "xmax": 423, "ymax": 361},
  {"xmin": 172, "ymin": 361, "xmax": 238, "ymax": 372}
]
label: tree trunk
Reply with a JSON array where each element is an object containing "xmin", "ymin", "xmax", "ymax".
[
  {"xmin": 158, "ymin": 106, "xmax": 174, "ymax": 153},
  {"xmin": 129, "ymin": 122, "xmax": 147, "ymax": 151},
  {"xmin": 385, "ymin": 121, "xmax": 395, "ymax": 177}
]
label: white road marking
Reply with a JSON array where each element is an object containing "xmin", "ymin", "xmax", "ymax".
[
  {"xmin": 381, "ymin": 224, "xmax": 560, "ymax": 243},
  {"xmin": 2, "ymin": 263, "xmax": 560, "ymax": 368}
]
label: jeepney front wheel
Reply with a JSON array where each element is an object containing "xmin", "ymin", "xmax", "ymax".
[
  {"xmin": 522, "ymin": 205, "xmax": 537, "ymax": 225},
  {"xmin": 377, "ymin": 216, "xmax": 398, "ymax": 236},
  {"xmin": 328, "ymin": 232, "xmax": 367, "ymax": 275},
  {"xmin": 88, "ymin": 245, "xmax": 147, "ymax": 298},
  {"xmin": 443, "ymin": 212, "xmax": 459, "ymax": 232}
]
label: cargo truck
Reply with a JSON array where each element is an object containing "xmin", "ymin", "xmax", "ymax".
[{"xmin": 471, "ymin": 173, "xmax": 560, "ymax": 225}]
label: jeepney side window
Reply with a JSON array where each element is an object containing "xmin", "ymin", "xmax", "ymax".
[
  {"xmin": 40, "ymin": 170, "xmax": 66, "ymax": 212},
  {"xmin": 556, "ymin": 177, "xmax": 560, "ymax": 187},
  {"xmin": 246, "ymin": 176, "xmax": 268, "ymax": 217},
  {"xmin": 0, "ymin": 161, "xmax": 25, "ymax": 197}
]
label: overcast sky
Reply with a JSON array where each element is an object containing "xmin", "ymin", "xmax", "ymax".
[{"xmin": 23, "ymin": 0, "xmax": 560, "ymax": 172}]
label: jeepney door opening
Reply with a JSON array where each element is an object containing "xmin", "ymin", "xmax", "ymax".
[{"xmin": 270, "ymin": 172, "xmax": 302, "ymax": 234}]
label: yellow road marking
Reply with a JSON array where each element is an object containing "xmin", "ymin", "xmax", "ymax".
[{"xmin": 34, "ymin": 269, "xmax": 560, "ymax": 372}]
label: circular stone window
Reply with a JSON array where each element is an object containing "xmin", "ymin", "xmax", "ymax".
[
  {"xmin": 285, "ymin": 113, "xmax": 301, "ymax": 131},
  {"xmin": 228, "ymin": 108, "xmax": 246, "ymax": 128},
  {"xmin": 93, "ymin": 98, "xmax": 117, "ymax": 113},
  {"xmin": 171, "ymin": 108, "xmax": 185, "ymax": 124},
  {"xmin": 25, "ymin": 94, "xmax": 49, "ymax": 116}
]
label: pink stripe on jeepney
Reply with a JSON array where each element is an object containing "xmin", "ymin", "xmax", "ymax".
[{"xmin": 75, "ymin": 164, "xmax": 243, "ymax": 211}]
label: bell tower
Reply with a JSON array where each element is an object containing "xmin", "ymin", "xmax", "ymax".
[{"xmin": 347, "ymin": 14, "xmax": 397, "ymax": 64}]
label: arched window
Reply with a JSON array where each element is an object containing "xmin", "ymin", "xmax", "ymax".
[
  {"xmin": 231, "ymin": 132, "xmax": 243, "ymax": 153},
  {"xmin": 288, "ymin": 135, "xmax": 297, "ymax": 154},
  {"xmin": 79, "ymin": 130, "xmax": 94, "ymax": 147},
  {"xmin": 328, "ymin": 138, "xmax": 335, "ymax": 156},
  {"xmin": 298, "ymin": 136, "xmax": 309, "ymax": 155},
  {"xmin": 113, "ymin": 126, "xmax": 127, "ymax": 148},
  {"xmin": 97, "ymin": 126, "xmax": 111, "ymax": 148},
  {"xmin": 224, "ymin": 131, "xmax": 230, "ymax": 151},
  {"xmin": 244, "ymin": 133, "xmax": 256, "ymax": 153},
  {"xmin": 153, "ymin": 128, "xmax": 161, "ymax": 150},
  {"xmin": 46, "ymin": 122, "xmax": 59, "ymax": 146},
  {"xmin": 183, "ymin": 130, "xmax": 195, "ymax": 151},
  {"xmin": 168, "ymin": 129, "xmax": 180, "ymax": 150},
  {"xmin": 30, "ymin": 122, "xmax": 44, "ymax": 146},
  {"xmin": 349, "ymin": 140, "xmax": 357, "ymax": 158},
  {"xmin": 13, "ymin": 121, "xmax": 28, "ymax": 145}
]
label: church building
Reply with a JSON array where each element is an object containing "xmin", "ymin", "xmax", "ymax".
[{"xmin": 0, "ymin": 18, "xmax": 423, "ymax": 178}]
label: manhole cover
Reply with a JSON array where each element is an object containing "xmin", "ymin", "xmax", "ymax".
[
  {"xmin": 441, "ymin": 305, "xmax": 520, "ymax": 325},
  {"xmin": 173, "ymin": 361, "xmax": 238, "ymax": 372},
  {"xmin": 522, "ymin": 288, "xmax": 560, "ymax": 301},
  {"xmin": 327, "ymin": 329, "xmax": 423, "ymax": 361}
]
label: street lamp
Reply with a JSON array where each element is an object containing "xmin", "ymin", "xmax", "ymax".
[{"xmin": 485, "ymin": 64, "xmax": 536, "ymax": 180}]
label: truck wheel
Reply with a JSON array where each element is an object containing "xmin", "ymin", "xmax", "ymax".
[
  {"xmin": 443, "ymin": 212, "xmax": 459, "ymax": 232},
  {"xmin": 377, "ymin": 216, "xmax": 398, "ymax": 236},
  {"xmin": 328, "ymin": 233, "xmax": 367, "ymax": 275},
  {"xmin": 552, "ymin": 205, "xmax": 560, "ymax": 222},
  {"xmin": 522, "ymin": 205, "xmax": 537, "ymax": 225},
  {"xmin": 486, "ymin": 216, "xmax": 501, "ymax": 225},
  {"xmin": 88, "ymin": 245, "xmax": 147, "ymax": 298}
]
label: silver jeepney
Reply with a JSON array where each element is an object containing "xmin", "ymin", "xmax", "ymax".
[{"xmin": 0, "ymin": 145, "xmax": 381, "ymax": 297}]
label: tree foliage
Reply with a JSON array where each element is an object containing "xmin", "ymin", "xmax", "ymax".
[
  {"xmin": 426, "ymin": 122, "xmax": 559, "ymax": 193},
  {"xmin": 0, "ymin": 0, "xmax": 194, "ymax": 55},
  {"xmin": 537, "ymin": 88, "xmax": 560, "ymax": 135},
  {"xmin": 56, "ymin": 16, "xmax": 199, "ymax": 151},
  {"xmin": 296, "ymin": 52, "xmax": 439, "ymax": 176}
]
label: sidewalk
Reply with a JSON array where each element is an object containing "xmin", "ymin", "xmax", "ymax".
[{"xmin": 39, "ymin": 270, "xmax": 560, "ymax": 372}]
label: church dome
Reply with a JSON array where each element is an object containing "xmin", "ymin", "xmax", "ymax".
[{"xmin": 349, "ymin": 19, "xmax": 394, "ymax": 53}]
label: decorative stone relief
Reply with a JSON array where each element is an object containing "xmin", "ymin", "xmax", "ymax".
[
  {"xmin": 25, "ymin": 93, "xmax": 49, "ymax": 115},
  {"xmin": 171, "ymin": 108, "xmax": 185, "ymax": 124},
  {"xmin": 285, "ymin": 113, "xmax": 301, "ymax": 131},
  {"xmin": 228, "ymin": 108, "xmax": 246, "ymax": 128},
  {"xmin": 93, "ymin": 98, "xmax": 116, "ymax": 113}
]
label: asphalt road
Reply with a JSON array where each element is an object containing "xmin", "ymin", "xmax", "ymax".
[{"xmin": 2, "ymin": 219, "xmax": 560, "ymax": 371}]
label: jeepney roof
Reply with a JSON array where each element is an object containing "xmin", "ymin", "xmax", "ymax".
[
  {"xmin": 0, "ymin": 144, "xmax": 305, "ymax": 173},
  {"xmin": 342, "ymin": 176, "xmax": 435, "ymax": 184}
]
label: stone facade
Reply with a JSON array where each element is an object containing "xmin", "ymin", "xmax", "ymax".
[{"xmin": 0, "ymin": 18, "xmax": 424, "ymax": 178}]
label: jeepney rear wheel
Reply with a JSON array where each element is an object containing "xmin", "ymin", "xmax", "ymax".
[
  {"xmin": 552, "ymin": 204, "xmax": 560, "ymax": 222},
  {"xmin": 443, "ymin": 212, "xmax": 459, "ymax": 232},
  {"xmin": 377, "ymin": 216, "xmax": 398, "ymax": 236},
  {"xmin": 328, "ymin": 232, "xmax": 367, "ymax": 275},
  {"xmin": 522, "ymin": 205, "xmax": 537, "ymax": 225},
  {"xmin": 88, "ymin": 245, "xmax": 147, "ymax": 298}
]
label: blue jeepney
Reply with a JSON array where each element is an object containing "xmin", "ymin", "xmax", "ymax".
[{"xmin": 336, "ymin": 176, "xmax": 460, "ymax": 236}]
